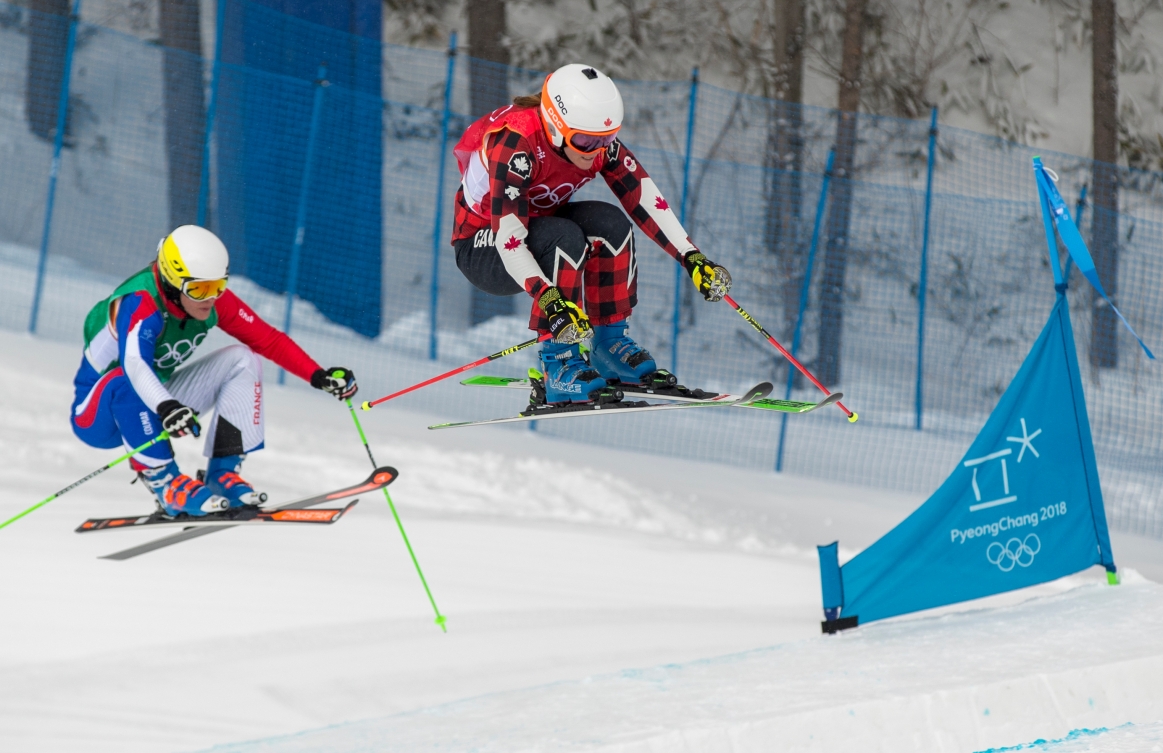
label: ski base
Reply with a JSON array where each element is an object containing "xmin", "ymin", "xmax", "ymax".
[
  {"xmin": 430, "ymin": 382, "xmax": 774, "ymax": 429},
  {"xmin": 460, "ymin": 375, "xmax": 840, "ymax": 414}
]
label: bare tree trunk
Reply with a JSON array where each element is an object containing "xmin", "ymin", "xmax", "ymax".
[
  {"xmin": 817, "ymin": 0, "xmax": 867, "ymax": 387},
  {"xmin": 467, "ymin": 0, "xmax": 514, "ymax": 324},
  {"xmin": 160, "ymin": 0, "xmax": 206, "ymax": 228},
  {"xmin": 1090, "ymin": 0, "xmax": 1119, "ymax": 368},
  {"xmin": 765, "ymin": 0, "xmax": 806, "ymax": 386},
  {"xmin": 25, "ymin": 0, "xmax": 71, "ymax": 143}
]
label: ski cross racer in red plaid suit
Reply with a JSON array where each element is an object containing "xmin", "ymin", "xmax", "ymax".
[{"xmin": 451, "ymin": 64, "xmax": 732, "ymax": 405}]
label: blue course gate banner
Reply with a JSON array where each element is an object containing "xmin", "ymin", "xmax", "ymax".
[{"xmin": 817, "ymin": 160, "xmax": 1119, "ymax": 629}]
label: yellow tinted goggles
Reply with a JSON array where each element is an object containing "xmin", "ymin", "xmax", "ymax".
[{"xmin": 181, "ymin": 277, "xmax": 228, "ymax": 301}]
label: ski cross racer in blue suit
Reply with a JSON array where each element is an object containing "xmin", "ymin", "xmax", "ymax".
[{"xmin": 71, "ymin": 226, "xmax": 359, "ymax": 517}]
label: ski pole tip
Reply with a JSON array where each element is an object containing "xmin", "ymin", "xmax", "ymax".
[
  {"xmin": 848, "ymin": 412, "xmax": 859, "ymax": 423},
  {"xmin": 435, "ymin": 614, "xmax": 447, "ymax": 632},
  {"xmin": 360, "ymin": 401, "xmax": 372, "ymax": 411}
]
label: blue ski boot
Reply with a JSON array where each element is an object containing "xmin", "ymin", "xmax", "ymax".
[
  {"xmin": 204, "ymin": 454, "xmax": 265, "ymax": 508},
  {"xmin": 135, "ymin": 459, "xmax": 229, "ymax": 517},
  {"xmin": 589, "ymin": 320, "xmax": 676, "ymax": 388},
  {"xmin": 538, "ymin": 340, "xmax": 608, "ymax": 404}
]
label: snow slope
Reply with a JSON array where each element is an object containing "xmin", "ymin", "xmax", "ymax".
[
  {"xmin": 0, "ymin": 328, "xmax": 1160, "ymax": 752},
  {"xmin": 207, "ymin": 572, "xmax": 1163, "ymax": 753}
]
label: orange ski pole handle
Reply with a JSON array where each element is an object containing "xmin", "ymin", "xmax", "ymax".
[
  {"xmin": 722, "ymin": 294, "xmax": 858, "ymax": 422},
  {"xmin": 362, "ymin": 333, "xmax": 553, "ymax": 410}
]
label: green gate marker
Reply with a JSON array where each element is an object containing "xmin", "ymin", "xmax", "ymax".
[
  {"xmin": 346, "ymin": 396, "xmax": 446, "ymax": 632},
  {"xmin": 0, "ymin": 432, "xmax": 171, "ymax": 531}
]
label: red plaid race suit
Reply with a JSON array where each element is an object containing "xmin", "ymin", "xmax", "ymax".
[{"xmin": 452, "ymin": 105, "xmax": 701, "ymax": 331}]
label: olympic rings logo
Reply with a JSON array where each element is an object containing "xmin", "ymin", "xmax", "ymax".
[
  {"xmin": 154, "ymin": 333, "xmax": 206, "ymax": 369},
  {"xmin": 986, "ymin": 533, "xmax": 1041, "ymax": 572},
  {"xmin": 528, "ymin": 178, "xmax": 592, "ymax": 209}
]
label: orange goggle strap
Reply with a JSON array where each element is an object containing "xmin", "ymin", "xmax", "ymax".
[{"xmin": 539, "ymin": 82, "xmax": 619, "ymax": 154}]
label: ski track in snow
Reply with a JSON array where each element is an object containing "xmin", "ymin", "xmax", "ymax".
[{"xmin": 0, "ymin": 331, "xmax": 1161, "ymax": 752}]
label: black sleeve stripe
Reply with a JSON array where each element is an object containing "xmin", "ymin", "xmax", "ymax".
[{"xmin": 505, "ymin": 131, "xmax": 520, "ymax": 148}]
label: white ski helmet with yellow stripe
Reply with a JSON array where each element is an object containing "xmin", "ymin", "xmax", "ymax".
[{"xmin": 156, "ymin": 225, "xmax": 230, "ymax": 301}]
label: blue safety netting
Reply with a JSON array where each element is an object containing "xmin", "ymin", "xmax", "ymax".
[{"xmin": 3, "ymin": 0, "xmax": 1163, "ymax": 540}]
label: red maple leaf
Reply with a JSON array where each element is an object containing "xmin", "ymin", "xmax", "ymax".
[
  {"xmin": 604, "ymin": 118, "xmax": 613, "ymax": 127},
  {"xmin": 504, "ymin": 235, "xmax": 521, "ymax": 250},
  {"xmin": 654, "ymin": 196, "xmax": 669, "ymax": 211}
]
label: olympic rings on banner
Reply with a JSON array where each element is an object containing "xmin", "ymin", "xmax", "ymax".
[{"xmin": 986, "ymin": 533, "xmax": 1041, "ymax": 572}]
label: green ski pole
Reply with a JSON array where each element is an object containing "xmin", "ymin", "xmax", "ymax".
[
  {"xmin": 346, "ymin": 397, "xmax": 447, "ymax": 632},
  {"xmin": 0, "ymin": 432, "xmax": 170, "ymax": 531}
]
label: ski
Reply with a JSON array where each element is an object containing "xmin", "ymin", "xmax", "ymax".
[
  {"xmin": 460, "ymin": 375, "xmax": 841, "ymax": 415},
  {"xmin": 77, "ymin": 499, "xmax": 359, "ymax": 533},
  {"xmin": 90, "ymin": 466, "xmax": 398, "ymax": 561},
  {"xmin": 430, "ymin": 382, "xmax": 774, "ymax": 430}
]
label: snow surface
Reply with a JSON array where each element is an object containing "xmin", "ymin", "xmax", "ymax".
[
  {"xmin": 976, "ymin": 723, "xmax": 1163, "ymax": 752},
  {"xmin": 1, "ymin": 328, "xmax": 1162, "ymax": 752}
]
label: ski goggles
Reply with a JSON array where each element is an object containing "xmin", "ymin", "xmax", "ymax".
[
  {"xmin": 568, "ymin": 130, "xmax": 619, "ymax": 154},
  {"xmin": 180, "ymin": 276, "xmax": 229, "ymax": 301}
]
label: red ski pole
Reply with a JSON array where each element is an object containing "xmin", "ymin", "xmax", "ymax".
[
  {"xmin": 722, "ymin": 294, "xmax": 858, "ymax": 422},
  {"xmin": 361, "ymin": 333, "xmax": 552, "ymax": 410}
]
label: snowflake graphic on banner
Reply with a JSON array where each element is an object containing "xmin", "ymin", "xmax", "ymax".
[{"xmin": 962, "ymin": 418, "xmax": 1043, "ymax": 513}]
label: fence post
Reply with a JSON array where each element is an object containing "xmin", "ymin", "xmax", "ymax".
[
  {"xmin": 776, "ymin": 148, "xmax": 834, "ymax": 473},
  {"xmin": 196, "ymin": 0, "xmax": 226, "ymax": 227},
  {"xmin": 278, "ymin": 64, "xmax": 328, "ymax": 386},
  {"xmin": 428, "ymin": 32, "xmax": 457, "ymax": 362},
  {"xmin": 28, "ymin": 0, "xmax": 82, "ymax": 335},
  {"xmin": 671, "ymin": 67, "xmax": 699, "ymax": 373},
  {"xmin": 913, "ymin": 107, "xmax": 938, "ymax": 431}
]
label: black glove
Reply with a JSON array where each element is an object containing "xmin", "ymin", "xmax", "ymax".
[
  {"xmin": 157, "ymin": 400, "xmax": 200, "ymax": 438},
  {"xmin": 682, "ymin": 251, "xmax": 732, "ymax": 302},
  {"xmin": 538, "ymin": 287, "xmax": 592, "ymax": 345},
  {"xmin": 312, "ymin": 367, "xmax": 358, "ymax": 400}
]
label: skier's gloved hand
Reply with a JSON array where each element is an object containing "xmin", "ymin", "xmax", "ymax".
[
  {"xmin": 157, "ymin": 400, "xmax": 200, "ymax": 438},
  {"xmin": 538, "ymin": 287, "xmax": 592, "ymax": 345},
  {"xmin": 683, "ymin": 251, "xmax": 732, "ymax": 302},
  {"xmin": 312, "ymin": 367, "xmax": 358, "ymax": 400}
]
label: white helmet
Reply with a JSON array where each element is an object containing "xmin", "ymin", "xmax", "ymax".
[
  {"xmin": 540, "ymin": 64, "xmax": 624, "ymax": 153},
  {"xmin": 156, "ymin": 225, "xmax": 230, "ymax": 301}
]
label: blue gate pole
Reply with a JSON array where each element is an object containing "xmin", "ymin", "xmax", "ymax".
[
  {"xmin": 428, "ymin": 32, "xmax": 457, "ymax": 361},
  {"xmin": 775, "ymin": 148, "xmax": 834, "ymax": 473},
  {"xmin": 913, "ymin": 107, "xmax": 938, "ymax": 431},
  {"xmin": 278, "ymin": 64, "xmax": 328, "ymax": 386},
  {"xmin": 196, "ymin": 0, "xmax": 226, "ymax": 227},
  {"xmin": 1063, "ymin": 183, "xmax": 1087, "ymax": 281},
  {"xmin": 671, "ymin": 68, "xmax": 699, "ymax": 373},
  {"xmin": 29, "ymin": 0, "xmax": 82, "ymax": 335}
]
